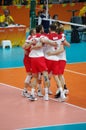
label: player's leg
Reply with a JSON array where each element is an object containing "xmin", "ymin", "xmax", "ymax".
[
  {"xmin": 42, "ymin": 71, "xmax": 50, "ymax": 101},
  {"xmin": 22, "ymin": 72, "xmax": 32, "ymax": 98},
  {"xmin": 58, "ymin": 74, "xmax": 69, "ymax": 95},
  {"xmin": 48, "ymin": 72, "xmax": 53, "ymax": 95},
  {"xmin": 29, "ymin": 73, "xmax": 38, "ymax": 101},
  {"xmin": 58, "ymin": 60, "xmax": 69, "ymax": 95},
  {"xmin": 37, "ymin": 72, "xmax": 43, "ymax": 97},
  {"xmin": 53, "ymin": 75, "xmax": 66, "ymax": 101}
]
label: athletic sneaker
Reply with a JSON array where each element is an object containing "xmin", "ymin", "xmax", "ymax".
[
  {"xmin": 37, "ymin": 90, "xmax": 43, "ymax": 97},
  {"xmin": 48, "ymin": 89, "xmax": 53, "ymax": 95},
  {"xmin": 54, "ymin": 88, "xmax": 61, "ymax": 98},
  {"xmin": 55, "ymin": 90, "xmax": 67, "ymax": 102},
  {"xmin": 54, "ymin": 91, "xmax": 60, "ymax": 98},
  {"xmin": 43, "ymin": 94, "xmax": 49, "ymax": 101},
  {"xmin": 64, "ymin": 88, "xmax": 69, "ymax": 95},
  {"xmin": 59, "ymin": 92, "xmax": 67, "ymax": 102},
  {"xmin": 22, "ymin": 90, "xmax": 30, "ymax": 98},
  {"xmin": 29, "ymin": 95, "xmax": 37, "ymax": 101}
]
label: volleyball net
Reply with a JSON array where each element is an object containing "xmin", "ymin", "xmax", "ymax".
[{"xmin": 36, "ymin": 16, "xmax": 86, "ymax": 43}]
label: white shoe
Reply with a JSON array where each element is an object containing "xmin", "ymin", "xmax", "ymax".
[
  {"xmin": 22, "ymin": 90, "xmax": 30, "ymax": 98},
  {"xmin": 59, "ymin": 92, "xmax": 67, "ymax": 102},
  {"xmin": 29, "ymin": 95, "xmax": 37, "ymax": 101},
  {"xmin": 43, "ymin": 94, "xmax": 49, "ymax": 101},
  {"xmin": 37, "ymin": 91, "xmax": 43, "ymax": 97},
  {"xmin": 48, "ymin": 89, "xmax": 53, "ymax": 95},
  {"xmin": 64, "ymin": 89, "xmax": 69, "ymax": 95}
]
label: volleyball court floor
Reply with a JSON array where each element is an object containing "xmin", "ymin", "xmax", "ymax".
[{"xmin": 0, "ymin": 41, "xmax": 86, "ymax": 130}]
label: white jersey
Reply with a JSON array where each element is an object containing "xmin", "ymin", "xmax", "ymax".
[
  {"xmin": 57, "ymin": 33, "xmax": 66, "ymax": 61},
  {"xmin": 44, "ymin": 32, "xmax": 66, "ymax": 61},
  {"xmin": 44, "ymin": 43, "xmax": 60, "ymax": 61},
  {"xmin": 29, "ymin": 33, "xmax": 45, "ymax": 58}
]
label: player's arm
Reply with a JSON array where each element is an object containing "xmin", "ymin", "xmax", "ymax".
[
  {"xmin": 40, "ymin": 37, "xmax": 57, "ymax": 46},
  {"xmin": 47, "ymin": 44, "xmax": 64, "ymax": 56},
  {"xmin": 22, "ymin": 40, "xmax": 34, "ymax": 49},
  {"xmin": 63, "ymin": 39, "xmax": 70, "ymax": 47},
  {"xmin": 30, "ymin": 42, "xmax": 42, "ymax": 50}
]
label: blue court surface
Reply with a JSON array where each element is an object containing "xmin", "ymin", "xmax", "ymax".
[
  {"xmin": 0, "ymin": 41, "xmax": 86, "ymax": 69},
  {"xmin": 20, "ymin": 122, "xmax": 86, "ymax": 130}
]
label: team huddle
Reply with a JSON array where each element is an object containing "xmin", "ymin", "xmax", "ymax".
[{"xmin": 22, "ymin": 23, "xmax": 70, "ymax": 101}]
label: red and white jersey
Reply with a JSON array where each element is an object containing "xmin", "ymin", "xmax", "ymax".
[
  {"xmin": 57, "ymin": 33, "xmax": 66, "ymax": 61},
  {"xmin": 44, "ymin": 32, "xmax": 61, "ymax": 61},
  {"xmin": 24, "ymin": 34, "xmax": 37, "ymax": 56},
  {"xmin": 44, "ymin": 32, "xmax": 66, "ymax": 61},
  {"xmin": 25, "ymin": 35, "xmax": 33, "ymax": 43},
  {"xmin": 29, "ymin": 33, "xmax": 46, "ymax": 58}
]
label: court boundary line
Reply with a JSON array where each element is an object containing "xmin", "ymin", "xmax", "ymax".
[
  {"xmin": 0, "ymin": 82, "xmax": 86, "ymax": 111},
  {"xmin": 17, "ymin": 122, "xmax": 86, "ymax": 130},
  {"xmin": 65, "ymin": 69, "xmax": 86, "ymax": 76}
]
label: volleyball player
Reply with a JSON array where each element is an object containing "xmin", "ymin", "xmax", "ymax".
[
  {"xmin": 54, "ymin": 25, "xmax": 70, "ymax": 98},
  {"xmin": 22, "ymin": 29, "xmax": 36, "ymax": 98},
  {"xmin": 24, "ymin": 25, "xmax": 50, "ymax": 101},
  {"xmin": 41, "ymin": 24, "xmax": 67, "ymax": 101},
  {"xmin": 22, "ymin": 28, "xmax": 45, "ymax": 98}
]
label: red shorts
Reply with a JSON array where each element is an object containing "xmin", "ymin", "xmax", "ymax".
[
  {"xmin": 23, "ymin": 55, "xmax": 31, "ymax": 72},
  {"xmin": 30, "ymin": 57, "xmax": 48, "ymax": 74},
  {"xmin": 45, "ymin": 59, "xmax": 60, "ymax": 75},
  {"xmin": 58, "ymin": 60, "xmax": 66, "ymax": 74},
  {"xmin": 45, "ymin": 59, "xmax": 52, "ymax": 73}
]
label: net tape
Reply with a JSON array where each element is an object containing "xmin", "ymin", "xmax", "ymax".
[{"xmin": 36, "ymin": 17, "xmax": 86, "ymax": 28}]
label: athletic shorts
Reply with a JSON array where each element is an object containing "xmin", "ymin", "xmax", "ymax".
[
  {"xmin": 23, "ymin": 55, "xmax": 31, "ymax": 72},
  {"xmin": 30, "ymin": 57, "xmax": 48, "ymax": 73},
  {"xmin": 58, "ymin": 60, "xmax": 66, "ymax": 74},
  {"xmin": 45, "ymin": 59, "xmax": 60, "ymax": 75}
]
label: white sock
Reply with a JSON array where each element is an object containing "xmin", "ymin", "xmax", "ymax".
[
  {"xmin": 59, "ymin": 87, "xmax": 63, "ymax": 92},
  {"xmin": 44, "ymin": 87, "xmax": 48, "ymax": 95},
  {"xmin": 31, "ymin": 88, "xmax": 35, "ymax": 96}
]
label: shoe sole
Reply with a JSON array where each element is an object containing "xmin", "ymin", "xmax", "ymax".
[
  {"xmin": 58, "ymin": 96, "xmax": 67, "ymax": 102},
  {"xmin": 29, "ymin": 98, "xmax": 37, "ymax": 101},
  {"xmin": 22, "ymin": 93, "xmax": 30, "ymax": 98},
  {"xmin": 28, "ymin": 96, "xmax": 37, "ymax": 101},
  {"xmin": 37, "ymin": 93, "xmax": 43, "ymax": 97}
]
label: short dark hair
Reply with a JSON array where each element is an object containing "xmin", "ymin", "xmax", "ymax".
[
  {"xmin": 49, "ymin": 24, "xmax": 56, "ymax": 31},
  {"xmin": 29, "ymin": 28, "xmax": 35, "ymax": 35},
  {"xmin": 36, "ymin": 25, "xmax": 43, "ymax": 33}
]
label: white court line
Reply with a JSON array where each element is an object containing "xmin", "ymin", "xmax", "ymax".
[
  {"xmin": 0, "ymin": 82, "xmax": 86, "ymax": 111},
  {"xmin": 65, "ymin": 69, "xmax": 86, "ymax": 76},
  {"xmin": 49, "ymin": 97, "xmax": 86, "ymax": 111}
]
